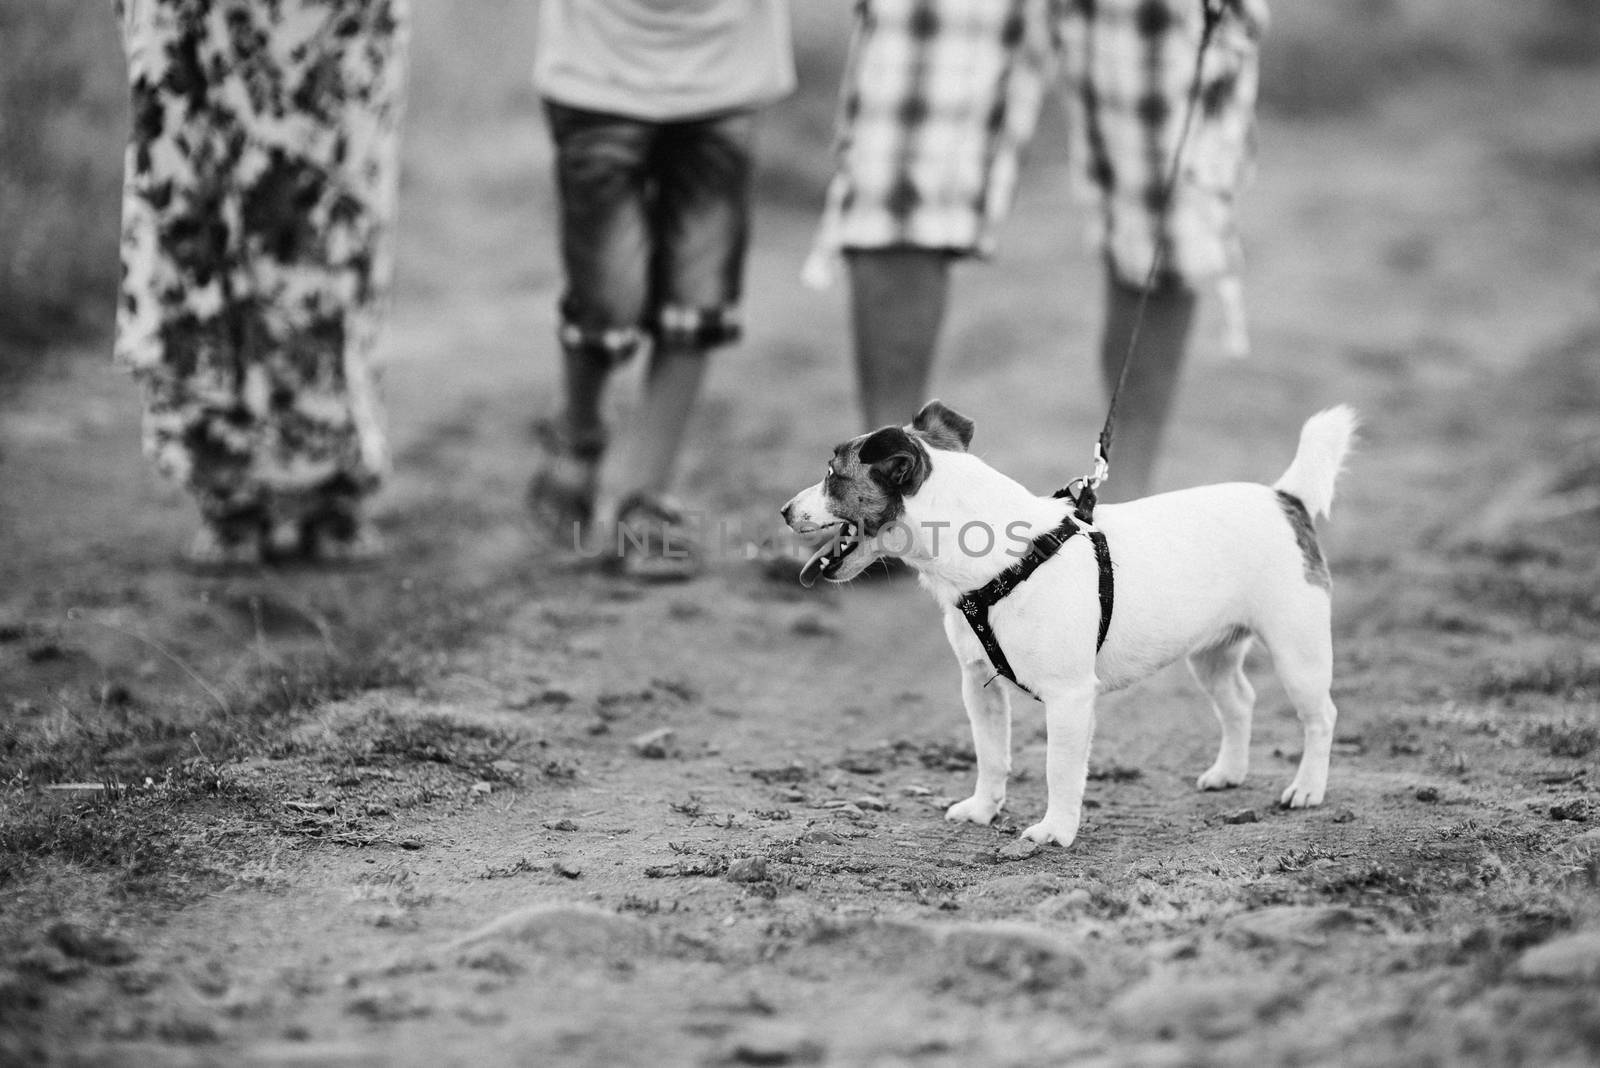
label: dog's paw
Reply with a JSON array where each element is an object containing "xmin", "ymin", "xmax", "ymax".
[
  {"xmin": 1196, "ymin": 764, "xmax": 1247, "ymax": 791},
  {"xmin": 945, "ymin": 796, "xmax": 1002, "ymax": 825},
  {"xmin": 1019, "ymin": 818, "xmax": 1078, "ymax": 848},
  {"xmin": 1279, "ymin": 780, "xmax": 1326, "ymax": 809}
]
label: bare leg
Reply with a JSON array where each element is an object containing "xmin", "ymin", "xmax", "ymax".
[
  {"xmin": 1189, "ymin": 636, "xmax": 1257, "ymax": 791},
  {"xmin": 847, "ymin": 247, "xmax": 950, "ymax": 430},
  {"xmin": 527, "ymin": 344, "xmax": 614, "ymax": 538},
  {"xmin": 945, "ymin": 658, "xmax": 1014, "ymax": 826},
  {"xmin": 560, "ymin": 345, "xmax": 611, "ymax": 446},
  {"xmin": 1020, "ymin": 679, "xmax": 1097, "ymax": 847},
  {"xmin": 600, "ymin": 344, "xmax": 710, "ymax": 514},
  {"xmin": 1097, "ymin": 267, "xmax": 1197, "ymax": 501}
]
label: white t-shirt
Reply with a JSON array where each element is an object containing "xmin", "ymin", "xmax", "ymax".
[{"xmin": 534, "ymin": 0, "xmax": 796, "ymax": 121}]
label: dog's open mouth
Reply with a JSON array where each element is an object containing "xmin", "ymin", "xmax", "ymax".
[{"xmin": 798, "ymin": 522, "xmax": 859, "ymax": 587}]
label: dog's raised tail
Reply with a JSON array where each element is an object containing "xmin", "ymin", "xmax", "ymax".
[{"xmin": 1273, "ymin": 406, "xmax": 1358, "ymax": 520}]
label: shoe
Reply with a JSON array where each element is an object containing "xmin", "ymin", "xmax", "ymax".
[
  {"xmin": 528, "ymin": 420, "xmax": 606, "ymax": 537},
  {"xmin": 606, "ymin": 491, "xmax": 702, "ymax": 582},
  {"xmin": 184, "ymin": 519, "xmax": 263, "ymax": 569},
  {"xmin": 301, "ymin": 509, "xmax": 385, "ymax": 565}
]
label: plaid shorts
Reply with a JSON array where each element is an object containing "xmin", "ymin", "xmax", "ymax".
[{"xmin": 816, "ymin": 0, "xmax": 1268, "ymax": 290}]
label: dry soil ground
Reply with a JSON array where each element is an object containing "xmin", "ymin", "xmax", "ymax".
[{"xmin": 4, "ymin": 5, "xmax": 1600, "ymax": 1067}]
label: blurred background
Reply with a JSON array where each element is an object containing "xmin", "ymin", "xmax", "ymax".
[
  {"xmin": 5, "ymin": 0, "xmax": 1598, "ymax": 382},
  {"xmin": 3, "ymin": 0, "xmax": 1599, "ymax": 587},
  {"xmin": 3, "ymin": 14, "xmax": 1599, "ymax": 1059}
]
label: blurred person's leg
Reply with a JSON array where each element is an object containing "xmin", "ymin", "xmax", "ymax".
[
  {"xmin": 1067, "ymin": 0, "xmax": 1265, "ymax": 501},
  {"xmin": 848, "ymin": 248, "xmax": 950, "ymax": 430},
  {"xmin": 820, "ymin": 0, "xmax": 1044, "ymax": 433},
  {"xmin": 533, "ymin": 102, "xmax": 653, "ymax": 532},
  {"xmin": 604, "ymin": 111, "xmax": 755, "ymax": 506},
  {"xmin": 605, "ymin": 345, "xmax": 710, "ymax": 509},
  {"xmin": 1096, "ymin": 270, "xmax": 1197, "ymax": 501},
  {"xmin": 600, "ymin": 110, "xmax": 757, "ymax": 578}
]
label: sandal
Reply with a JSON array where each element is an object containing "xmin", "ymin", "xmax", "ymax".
[
  {"xmin": 184, "ymin": 506, "xmax": 267, "ymax": 570},
  {"xmin": 185, "ymin": 520, "xmax": 263, "ymax": 569},
  {"xmin": 528, "ymin": 420, "xmax": 606, "ymax": 536},
  {"xmin": 606, "ymin": 491, "xmax": 702, "ymax": 582},
  {"xmin": 299, "ymin": 504, "xmax": 385, "ymax": 565}
]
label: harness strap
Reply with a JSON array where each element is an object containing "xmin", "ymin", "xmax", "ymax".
[
  {"xmin": 956, "ymin": 515, "xmax": 1114, "ymax": 699},
  {"xmin": 1089, "ymin": 529, "xmax": 1113, "ymax": 650}
]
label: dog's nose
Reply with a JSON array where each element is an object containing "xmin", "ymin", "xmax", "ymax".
[{"xmin": 780, "ymin": 503, "xmax": 793, "ymax": 524}]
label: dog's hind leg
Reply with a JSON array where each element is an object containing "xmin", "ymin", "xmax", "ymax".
[
  {"xmin": 945, "ymin": 658, "xmax": 1013, "ymax": 826},
  {"xmin": 1265, "ymin": 608, "xmax": 1337, "ymax": 808},
  {"xmin": 1189, "ymin": 631, "xmax": 1256, "ymax": 792}
]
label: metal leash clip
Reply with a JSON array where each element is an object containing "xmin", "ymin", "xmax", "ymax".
[{"xmin": 1087, "ymin": 442, "xmax": 1109, "ymax": 491}]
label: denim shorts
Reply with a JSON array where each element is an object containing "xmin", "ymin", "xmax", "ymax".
[{"xmin": 545, "ymin": 100, "xmax": 757, "ymax": 364}]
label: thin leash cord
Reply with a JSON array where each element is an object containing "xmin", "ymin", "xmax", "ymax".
[{"xmin": 1089, "ymin": 0, "xmax": 1227, "ymax": 499}]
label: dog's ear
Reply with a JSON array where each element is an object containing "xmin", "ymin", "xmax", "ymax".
[
  {"xmin": 911, "ymin": 400, "xmax": 974, "ymax": 451},
  {"xmin": 859, "ymin": 426, "xmax": 929, "ymax": 492}
]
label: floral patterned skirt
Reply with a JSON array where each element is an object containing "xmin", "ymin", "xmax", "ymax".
[{"xmin": 115, "ymin": 0, "xmax": 408, "ymax": 529}]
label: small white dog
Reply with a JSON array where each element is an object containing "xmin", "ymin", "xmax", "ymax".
[{"xmin": 781, "ymin": 401, "xmax": 1357, "ymax": 849}]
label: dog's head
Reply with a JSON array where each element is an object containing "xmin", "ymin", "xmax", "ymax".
[{"xmin": 780, "ymin": 401, "xmax": 975, "ymax": 584}]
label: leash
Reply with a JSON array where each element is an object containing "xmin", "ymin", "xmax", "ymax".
[
  {"xmin": 1060, "ymin": 0, "xmax": 1229, "ymax": 525},
  {"xmin": 959, "ymin": 0, "xmax": 1228, "ymax": 697}
]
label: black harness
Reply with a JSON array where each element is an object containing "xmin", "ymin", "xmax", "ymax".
[{"xmin": 955, "ymin": 503, "xmax": 1113, "ymax": 700}]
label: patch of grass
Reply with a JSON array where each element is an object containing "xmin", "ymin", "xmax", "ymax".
[
  {"xmin": 0, "ymin": 759, "xmax": 267, "ymax": 898},
  {"xmin": 0, "ymin": 552, "xmax": 540, "ymax": 926},
  {"xmin": 286, "ymin": 707, "xmax": 526, "ymax": 783},
  {"xmin": 348, "ymin": 867, "xmax": 435, "ymax": 913},
  {"xmin": 479, "ymin": 857, "xmax": 542, "ymax": 880},
  {"xmin": 1453, "ymin": 904, "xmax": 1574, "ymax": 964},
  {"xmin": 1453, "ymin": 570, "xmax": 1600, "ymax": 634},
  {"xmin": 1448, "ymin": 539, "xmax": 1567, "ymax": 568},
  {"xmin": 1522, "ymin": 719, "xmax": 1600, "ymax": 759},
  {"xmin": 1475, "ymin": 655, "xmax": 1600, "ymax": 701},
  {"xmin": 1311, "ymin": 859, "xmax": 1429, "ymax": 903},
  {"xmin": 1, "ymin": 643, "xmax": 420, "ymax": 787},
  {"xmin": 1272, "ymin": 844, "xmax": 1336, "ymax": 874},
  {"xmin": 1, "ymin": 688, "xmax": 540, "ymax": 896}
]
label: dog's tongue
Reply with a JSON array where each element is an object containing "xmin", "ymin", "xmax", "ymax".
[
  {"xmin": 798, "ymin": 539, "xmax": 834, "ymax": 588},
  {"xmin": 798, "ymin": 524, "xmax": 854, "ymax": 588}
]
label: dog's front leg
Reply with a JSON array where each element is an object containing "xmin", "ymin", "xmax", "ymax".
[
  {"xmin": 1020, "ymin": 679, "xmax": 1097, "ymax": 848},
  {"xmin": 945, "ymin": 658, "xmax": 1012, "ymax": 826}
]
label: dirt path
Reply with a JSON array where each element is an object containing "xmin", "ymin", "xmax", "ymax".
[{"xmin": 5, "ymin": 7, "xmax": 1600, "ymax": 1066}]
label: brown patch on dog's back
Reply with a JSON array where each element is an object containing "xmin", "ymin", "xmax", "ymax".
[{"xmin": 1276, "ymin": 490, "xmax": 1331, "ymax": 589}]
